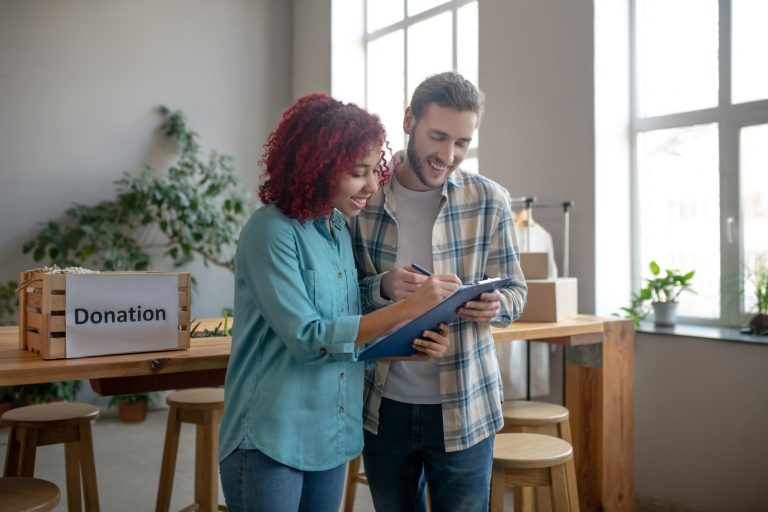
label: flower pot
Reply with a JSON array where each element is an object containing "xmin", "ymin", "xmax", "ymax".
[
  {"xmin": 652, "ymin": 301, "xmax": 678, "ymax": 327},
  {"xmin": 0, "ymin": 400, "xmax": 14, "ymax": 417},
  {"xmin": 118, "ymin": 400, "xmax": 148, "ymax": 423},
  {"xmin": 749, "ymin": 313, "xmax": 768, "ymax": 335}
]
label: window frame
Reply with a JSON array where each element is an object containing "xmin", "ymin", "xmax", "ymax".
[
  {"xmin": 630, "ymin": 0, "xmax": 768, "ymax": 326},
  {"xmin": 363, "ymin": 0, "xmax": 479, "ymax": 162}
]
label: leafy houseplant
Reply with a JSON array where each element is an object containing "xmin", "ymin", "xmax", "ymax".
[
  {"xmin": 0, "ymin": 105, "xmax": 253, "ymax": 326},
  {"xmin": 11, "ymin": 380, "xmax": 83, "ymax": 405},
  {"xmin": 619, "ymin": 261, "xmax": 695, "ymax": 327},
  {"xmin": 108, "ymin": 392, "xmax": 159, "ymax": 423},
  {"xmin": 746, "ymin": 265, "xmax": 768, "ymax": 335}
]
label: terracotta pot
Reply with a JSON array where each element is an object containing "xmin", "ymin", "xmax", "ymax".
[
  {"xmin": 0, "ymin": 400, "xmax": 14, "ymax": 417},
  {"xmin": 118, "ymin": 400, "xmax": 148, "ymax": 423}
]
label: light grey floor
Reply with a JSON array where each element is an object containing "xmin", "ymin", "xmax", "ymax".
[{"xmin": 0, "ymin": 402, "xmax": 376, "ymax": 512}]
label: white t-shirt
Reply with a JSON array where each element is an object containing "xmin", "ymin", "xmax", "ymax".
[{"xmin": 381, "ymin": 175, "xmax": 444, "ymax": 404}]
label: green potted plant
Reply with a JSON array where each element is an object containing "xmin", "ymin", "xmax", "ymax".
[
  {"xmin": 11, "ymin": 380, "xmax": 83, "ymax": 405},
  {"xmin": 619, "ymin": 261, "xmax": 695, "ymax": 327},
  {"xmin": 108, "ymin": 392, "xmax": 159, "ymax": 423},
  {"xmin": 745, "ymin": 264, "xmax": 768, "ymax": 335},
  {"xmin": 0, "ymin": 386, "xmax": 15, "ymax": 416}
]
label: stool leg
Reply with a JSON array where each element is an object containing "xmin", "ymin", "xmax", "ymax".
[
  {"xmin": 194, "ymin": 409, "xmax": 218, "ymax": 512},
  {"xmin": 514, "ymin": 487, "xmax": 536, "ymax": 512},
  {"xmin": 550, "ymin": 464, "xmax": 570, "ymax": 512},
  {"xmin": 565, "ymin": 458, "xmax": 580, "ymax": 512},
  {"xmin": 156, "ymin": 406, "xmax": 181, "ymax": 512},
  {"xmin": 3, "ymin": 427, "xmax": 21, "ymax": 476},
  {"xmin": 17, "ymin": 427, "xmax": 38, "ymax": 477},
  {"xmin": 342, "ymin": 456, "xmax": 361, "ymax": 512},
  {"xmin": 76, "ymin": 420, "xmax": 100, "ymax": 511},
  {"xmin": 65, "ymin": 440, "xmax": 83, "ymax": 512},
  {"xmin": 490, "ymin": 465, "xmax": 505, "ymax": 512},
  {"xmin": 535, "ymin": 486, "xmax": 554, "ymax": 512}
]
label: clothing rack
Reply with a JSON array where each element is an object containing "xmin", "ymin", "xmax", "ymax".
[
  {"xmin": 509, "ymin": 197, "xmax": 574, "ymax": 277},
  {"xmin": 509, "ymin": 196, "xmax": 574, "ymax": 402}
]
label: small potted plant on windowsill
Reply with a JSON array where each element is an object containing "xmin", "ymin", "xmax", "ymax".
[
  {"xmin": 619, "ymin": 261, "xmax": 696, "ymax": 327},
  {"xmin": 108, "ymin": 392, "xmax": 159, "ymax": 423},
  {"xmin": 745, "ymin": 264, "xmax": 768, "ymax": 335}
]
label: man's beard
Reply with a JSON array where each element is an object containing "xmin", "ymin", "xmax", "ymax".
[{"xmin": 406, "ymin": 135, "xmax": 452, "ymax": 190}]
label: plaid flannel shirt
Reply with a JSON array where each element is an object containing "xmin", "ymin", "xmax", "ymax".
[{"xmin": 348, "ymin": 153, "xmax": 527, "ymax": 452}]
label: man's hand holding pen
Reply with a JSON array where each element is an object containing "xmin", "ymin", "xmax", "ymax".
[{"xmin": 382, "ymin": 263, "xmax": 500, "ymax": 324}]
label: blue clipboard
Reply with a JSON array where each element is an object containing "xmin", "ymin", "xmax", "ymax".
[{"xmin": 356, "ymin": 277, "xmax": 514, "ymax": 361}]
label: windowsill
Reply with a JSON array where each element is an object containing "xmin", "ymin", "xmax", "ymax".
[{"xmin": 637, "ymin": 321, "xmax": 768, "ymax": 346}]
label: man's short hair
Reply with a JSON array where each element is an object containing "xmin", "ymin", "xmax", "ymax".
[{"xmin": 410, "ymin": 71, "xmax": 485, "ymax": 122}]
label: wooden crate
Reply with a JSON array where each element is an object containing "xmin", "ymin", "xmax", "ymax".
[{"xmin": 18, "ymin": 271, "xmax": 191, "ymax": 359}]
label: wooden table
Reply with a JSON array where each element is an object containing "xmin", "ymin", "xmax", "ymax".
[
  {"xmin": 0, "ymin": 315, "xmax": 633, "ymax": 511},
  {"xmin": 493, "ymin": 315, "xmax": 634, "ymax": 512}
]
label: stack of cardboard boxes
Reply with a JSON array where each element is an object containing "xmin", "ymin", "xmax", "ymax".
[{"xmin": 517, "ymin": 252, "xmax": 578, "ymax": 322}]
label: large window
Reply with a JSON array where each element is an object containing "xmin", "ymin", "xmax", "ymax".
[
  {"xmin": 365, "ymin": 0, "xmax": 479, "ymax": 171},
  {"xmin": 632, "ymin": 0, "xmax": 768, "ymax": 325}
]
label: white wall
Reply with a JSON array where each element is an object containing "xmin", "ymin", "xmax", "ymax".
[
  {"xmin": 635, "ymin": 333, "xmax": 768, "ymax": 510},
  {"xmin": 479, "ymin": 0, "xmax": 596, "ymax": 313},
  {"xmin": 0, "ymin": 0, "xmax": 293, "ymax": 317}
]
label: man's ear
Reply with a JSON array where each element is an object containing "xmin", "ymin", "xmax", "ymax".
[{"xmin": 403, "ymin": 106, "xmax": 415, "ymax": 135}]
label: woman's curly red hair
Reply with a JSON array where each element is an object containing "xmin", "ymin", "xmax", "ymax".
[{"xmin": 258, "ymin": 93, "xmax": 391, "ymax": 221}]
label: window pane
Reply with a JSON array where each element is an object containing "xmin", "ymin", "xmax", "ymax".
[
  {"xmin": 741, "ymin": 124, "xmax": 768, "ymax": 312},
  {"xmin": 637, "ymin": 124, "xmax": 720, "ymax": 318},
  {"xmin": 367, "ymin": 31, "xmax": 406, "ymax": 149},
  {"xmin": 635, "ymin": 0, "xmax": 718, "ymax": 117},
  {"xmin": 407, "ymin": 12, "xmax": 453, "ymax": 101},
  {"xmin": 367, "ymin": 0, "xmax": 404, "ymax": 33},
  {"xmin": 457, "ymin": 1, "xmax": 479, "ymax": 150},
  {"xmin": 408, "ymin": 0, "xmax": 449, "ymax": 17},
  {"xmin": 462, "ymin": 156, "xmax": 478, "ymax": 174},
  {"xmin": 732, "ymin": 0, "xmax": 768, "ymax": 104}
]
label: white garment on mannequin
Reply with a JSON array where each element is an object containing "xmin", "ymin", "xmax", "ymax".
[{"xmin": 495, "ymin": 223, "xmax": 558, "ymax": 400}]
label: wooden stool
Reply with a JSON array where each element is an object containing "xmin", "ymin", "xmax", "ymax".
[
  {"xmin": 156, "ymin": 388, "xmax": 226, "ymax": 512},
  {"xmin": 1, "ymin": 402, "xmax": 100, "ymax": 512},
  {"xmin": 501, "ymin": 401, "xmax": 575, "ymax": 511},
  {"xmin": 490, "ymin": 433, "xmax": 579, "ymax": 512},
  {"xmin": 0, "ymin": 477, "xmax": 61, "ymax": 512},
  {"xmin": 342, "ymin": 455, "xmax": 367, "ymax": 512}
]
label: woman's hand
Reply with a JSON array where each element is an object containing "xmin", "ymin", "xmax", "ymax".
[
  {"xmin": 380, "ymin": 266, "xmax": 428, "ymax": 301},
  {"xmin": 404, "ymin": 274, "xmax": 462, "ymax": 316}
]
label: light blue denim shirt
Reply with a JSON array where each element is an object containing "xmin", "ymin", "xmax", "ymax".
[{"xmin": 219, "ymin": 205, "xmax": 364, "ymax": 471}]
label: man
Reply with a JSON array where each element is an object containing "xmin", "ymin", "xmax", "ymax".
[{"xmin": 349, "ymin": 72, "xmax": 527, "ymax": 511}]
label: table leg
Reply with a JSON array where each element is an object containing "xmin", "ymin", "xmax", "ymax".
[{"xmin": 565, "ymin": 319, "xmax": 633, "ymax": 512}]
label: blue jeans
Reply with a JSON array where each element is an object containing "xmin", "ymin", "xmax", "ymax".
[
  {"xmin": 219, "ymin": 448, "xmax": 345, "ymax": 512},
  {"xmin": 362, "ymin": 397, "xmax": 495, "ymax": 512}
]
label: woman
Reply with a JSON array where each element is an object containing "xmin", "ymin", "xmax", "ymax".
[{"xmin": 219, "ymin": 93, "xmax": 461, "ymax": 511}]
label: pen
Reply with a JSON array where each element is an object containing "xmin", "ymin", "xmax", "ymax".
[{"xmin": 411, "ymin": 263, "xmax": 432, "ymax": 276}]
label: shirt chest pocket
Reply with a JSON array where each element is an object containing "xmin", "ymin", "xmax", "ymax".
[{"xmin": 299, "ymin": 268, "xmax": 356, "ymax": 319}]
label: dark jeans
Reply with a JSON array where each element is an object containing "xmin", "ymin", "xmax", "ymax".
[
  {"xmin": 362, "ymin": 397, "xmax": 494, "ymax": 512},
  {"xmin": 219, "ymin": 448, "xmax": 345, "ymax": 512}
]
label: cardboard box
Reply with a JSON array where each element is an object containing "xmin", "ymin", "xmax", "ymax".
[
  {"xmin": 519, "ymin": 252, "xmax": 551, "ymax": 279},
  {"xmin": 18, "ymin": 271, "xmax": 191, "ymax": 359},
  {"xmin": 518, "ymin": 277, "xmax": 578, "ymax": 322}
]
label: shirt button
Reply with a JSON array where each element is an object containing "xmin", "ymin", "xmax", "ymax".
[
  {"xmin": 340, "ymin": 372, "xmax": 345, "ymax": 380},
  {"xmin": 338, "ymin": 406, "xmax": 345, "ymax": 413},
  {"xmin": 339, "ymin": 305, "xmax": 345, "ymax": 313},
  {"xmin": 338, "ymin": 271, "xmax": 344, "ymax": 279},
  {"xmin": 319, "ymin": 348, "xmax": 327, "ymax": 354}
]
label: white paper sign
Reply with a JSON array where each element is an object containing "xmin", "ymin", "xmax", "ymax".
[{"xmin": 65, "ymin": 274, "xmax": 180, "ymax": 358}]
